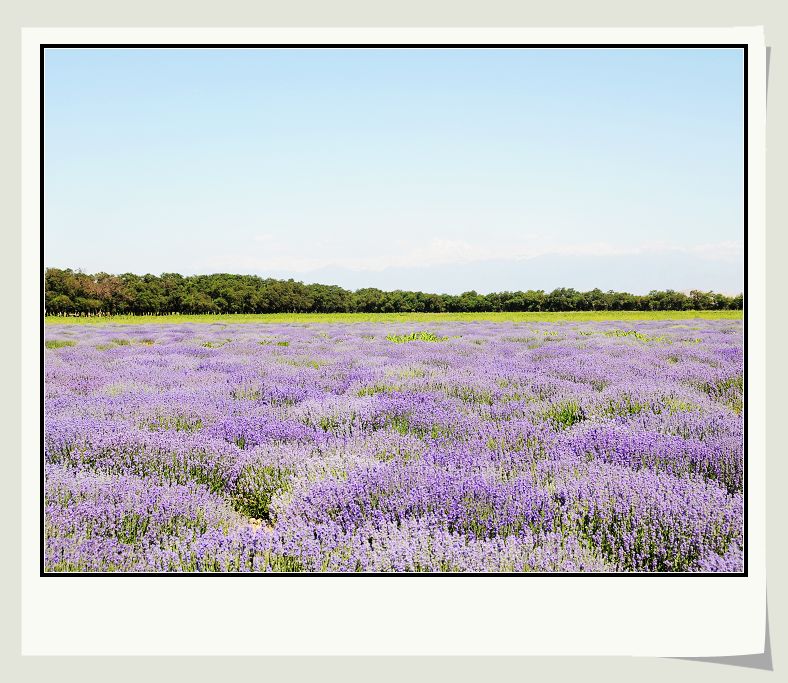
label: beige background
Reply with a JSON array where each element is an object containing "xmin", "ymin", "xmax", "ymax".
[{"xmin": 2, "ymin": 1, "xmax": 783, "ymax": 679}]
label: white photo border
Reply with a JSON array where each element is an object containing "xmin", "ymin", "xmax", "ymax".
[{"xmin": 22, "ymin": 26, "xmax": 766, "ymax": 656}]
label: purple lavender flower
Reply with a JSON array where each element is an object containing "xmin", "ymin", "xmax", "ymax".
[{"xmin": 44, "ymin": 319, "xmax": 744, "ymax": 572}]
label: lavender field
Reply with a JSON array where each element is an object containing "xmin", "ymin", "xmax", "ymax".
[{"xmin": 43, "ymin": 319, "xmax": 744, "ymax": 573}]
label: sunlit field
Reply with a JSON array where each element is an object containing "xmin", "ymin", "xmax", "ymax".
[
  {"xmin": 45, "ymin": 310, "xmax": 743, "ymax": 326},
  {"xmin": 44, "ymin": 318, "xmax": 744, "ymax": 573}
]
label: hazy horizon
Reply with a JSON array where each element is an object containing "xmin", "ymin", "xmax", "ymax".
[{"xmin": 44, "ymin": 47, "xmax": 744, "ymax": 294}]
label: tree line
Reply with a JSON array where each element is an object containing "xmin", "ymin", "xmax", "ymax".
[{"xmin": 44, "ymin": 268, "xmax": 743, "ymax": 316}]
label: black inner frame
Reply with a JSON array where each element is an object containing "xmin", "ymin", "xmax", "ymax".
[{"xmin": 39, "ymin": 43, "xmax": 749, "ymax": 577}]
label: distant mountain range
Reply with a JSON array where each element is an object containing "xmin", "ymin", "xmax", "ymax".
[{"xmin": 261, "ymin": 251, "xmax": 743, "ymax": 296}]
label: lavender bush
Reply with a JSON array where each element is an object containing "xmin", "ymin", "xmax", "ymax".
[{"xmin": 43, "ymin": 319, "xmax": 744, "ymax": 572}]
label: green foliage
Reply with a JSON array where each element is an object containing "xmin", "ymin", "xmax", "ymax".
[
  {"xmin": 689, "ymin": 375, "xmax": 744, "ymax": 414},
  {"xmin": 388, "ymin": 366, "xmax": 427, "ymax": 379},
  {"xmin": 260, "ymin": 339, "xmax": 289, "ymax": 346},
  {"xmin": 386, "ymin": 331, "xmax": 448, "ymax": 343},
  {"xmin": 94, "ymin": 337, "xmax": 154, "ymax": 348},
  {"xmin": 602, "ymin": 394, "xmax": 650, "ymax": 418},
  {"xmin": 318, "ymin": 416, "xmax": 341, "ymax": 432},
  {"xmin": 374, "ymin": 444, "xmax": 421, "ymax": 463},
  {"xmin": 385, "ymin": 414, "xmax": 449, "ymax": 440},
  {"xmin": 145, "ymin": 415, "xmax": 203, "ymax": 433},
  {"xmin": 201, "ymin": 339, "xmax": 231, "ymax": 348},
  {"xmin": 116, "ymin": 513, "xmax": 152, "ymax": 544},
  {"xmin": 279, "ymin": 356, "xmax": 322, "ymax": 370},
  {"xmin": 603, "ymin": 329, "xmax": 668, "ymax": 343},
  {"xmin": 445, "ymin": 385, "xmax": 493, "ymax": 405},
  {"xmin": 267, "ymin": 554, "xmax": 305, "ymax": 572},
  {"xmin": 232, "ymin": 464, "xmax": 292, "ymax": 522},
  {"xmin": 389, "ymin": 415, "xmax": 412, "ymax": 436},
  {"xmin": 45, "ymin": 339, "xmax": 76, "ymax": 349},
  {"xmin": 357, "ymin": 383, "xmax": 398, "ymax": 397},
  {"xmin": 231, "ymin": 386, "xmax": 262, "ymax": 401},
  {"xmin": 663, "ymin": 397, "xmax": 700, "ymax": 414},
  {"xmin": 543, "ymin": 400, "xmax": 586, "ymax": 429}
]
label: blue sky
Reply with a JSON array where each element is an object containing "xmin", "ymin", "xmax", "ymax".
[{"xmin": 44, "ymin": 47, "xmax": 744, "ymax": 294}]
